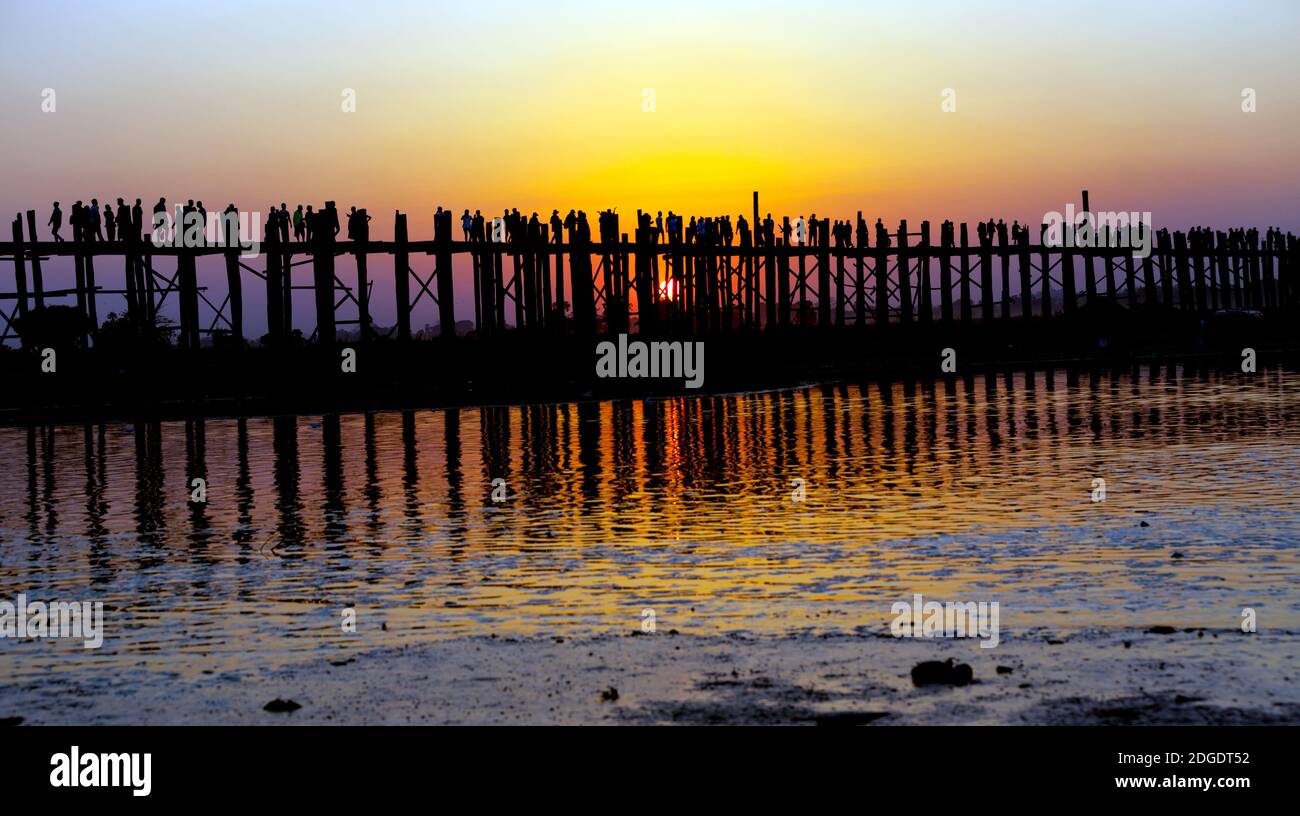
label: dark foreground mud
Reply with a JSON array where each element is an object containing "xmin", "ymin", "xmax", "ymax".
[{"xmin": 3, "ymin": 627, "xmax": 1295, "ymax": 725}]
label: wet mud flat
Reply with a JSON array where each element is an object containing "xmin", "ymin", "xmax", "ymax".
[{"xmin": 3, "ymin": 627, "xmax": 1296, "ymax": 725}]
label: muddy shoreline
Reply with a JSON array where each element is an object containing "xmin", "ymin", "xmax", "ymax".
[{"xmin": 3, "ymin": 628, "xmax": 1295, "ymax": 725}]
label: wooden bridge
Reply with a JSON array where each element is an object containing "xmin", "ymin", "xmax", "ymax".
[{"xmin": 3, "ymin": 191, "xmax": 1297, "ymax": 351}]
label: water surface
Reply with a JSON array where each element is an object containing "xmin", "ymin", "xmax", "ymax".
[{"xmin": 1, "ymin": 365, "xmax": 1298, "ymax": 683}]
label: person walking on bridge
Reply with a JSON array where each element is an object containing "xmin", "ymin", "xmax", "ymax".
[{"xmin": 48, "ymin": 202, "xmax": 64, "ymax": 242}]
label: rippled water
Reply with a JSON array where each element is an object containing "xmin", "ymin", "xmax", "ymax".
[{"xmin": 1, "ymin": 365, "xmax": 1298, "ymax": 682}]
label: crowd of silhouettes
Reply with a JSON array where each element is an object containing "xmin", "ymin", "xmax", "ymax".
[
  {"xmin": 42, "ymin": 202, "xmax": 1297, "ymax": 262},
  {"xmin": 39, "ymin": 198, "xmax": 384, "ymax": 248},
  {"xmin": 48, "ymin": 198, "xmax": 147, "ymax": 244}
]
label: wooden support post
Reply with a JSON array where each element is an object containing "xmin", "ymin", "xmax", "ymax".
[
  {"xmin": 897, "ymin": 220, "xmax": 912, "ymax": 324},
  {"xmin": 72, "ymin": 220, "xmax": 88, "ymax": 345},
  {"xmin": 1174, "ymin": 232, "xmax": 1192, "ymax": 309},
  {"xmin": 635, "ymin": 224, "xmax": 654, "ymax": 334},
  {"xmin": 394, "ymin": 212, "xmax": 411, "ymax": 342},
  {"xmin": 1194, "ymin": 236, "xmax": 1210, "ymax": 312},
  {"xmin": 812, "ymin": 220, "xmax": 828, "ymax": 327},
  {"xmin": 569, "ymin": 225, "xmax": 596, "ymax": 338},
  {"xmin": 540, "ymin": 225, "xmax": 553, "ymax": 327},
  {"xmin": 741, "ymin": 228, "xmax": 755, "ymax": 329},
  {"xmin": 796, "ymin": 230, "xmax": 809, "ymax": 326},
  {"xmin": 1038, "ymin": 224, "xmax": 1053, "ymax": 319},
  {"xmin": 554, "ymin": 225, "xmax": 566, "ymax": 327},
  {"xmin": 84, "ymin": 238, "xmax": 100, "ymax": 342},
  {"xmin": 834, "ymin": 239, "xmax": 847, "ymax": 327},
  {"xmin": 939, "ymin": 225, "xmax": 954, "ymax": 324},
  {"xmin": 855, "ymin": 246, "xmax": 867, "ymax": 327},
  {"xmin": 958, "ymin": 223, "xmax": 972, "ymax": 324},
  {"xmin": 177, "ymin": 249, "xmax": 198, "ymax": 351},
  {"xmin": 143, "ymin": 239, "xmax": 156, "ymax": 327},
  {"xmin": 436, "ymin": 209, "xmax": 455, "ymax": 339},
  {"xmin": 224, "ymin": 247, "xmax": 242, "ymax": 344},
  {"xmin": 1262, "ymin": 237, "xmax": 1277, "ymax": 309},
  {"xmin": 1123, "ymin": 250, "xmax": 1138, "ymax": 310},
  {"xmin": 1141, "ymin": 230, "xmax": 1158, "ymax": 306},
  {"xmin": 355, "ymin": 241, "xmax": 370, "ymax": 342},
  {"xmin": 779, "ymin": 221, "xmax": 792, "ymax": 327},
  {"xmin": 281, "ymin": 230, "xmax": 293, "ymax": 338},
  {"xmin": 1249, "ymin": 232, "xmax": 1264, "ymax": 309},
  {"xmin": 1060, "ymin": 235, "xmax": 1077, "ymax": 315},
  {"xmin": 24, "ymin": 211, "xmax": 45, "ymax": 309},
  {"xmin": 264, "ymin": 222, "xmax": 284, "ymax": 345},
  {"xmin": 764, "ymin": 233, "xmax": 777, "ymax": 330},
  {"xmin": 1081, "ymin": 243, "xmax": 1098, "ymax": 306},
  {"xmin": 123, "ymin": 232, "xmax": 139, "ymax": 315},
  {"xmin": 620, "ymin": 233, "xmax": 633, "ymax": 333},
  {"xmin": 918, "ymin": 221, "xmax": 933, "ymax": 323},
  {"xmin": 1016, "ymin": 230, "xmax": 1032, "ymax": 319},
  {"xmin": 1210, "ymin": 233, "xmax": 1225, "ymax": 309},
  {"xmin": 1103, "ymin": 249, "xmax": 1118, "ymax": 301},
  {"xmin": 471, "ymin": 250, "xmax": 483, "ymax": 334},
  {"xmin": 522, "ymin": 227, "xmax": 537, "ymax": 330},
  {"xmin": 11, "ymin": 219, "xmax": 30, "ymax": 346},
  {"xmin": 998, "ymin": 233, "xmax": 1011, "ymax": 319},
  {"xmin": 217, "ymin": 208, "xmax": 241, "ymax": 344},
  {"xmin": 875, "ymin": 228, "xmax": 890, "ymax": 327},
  {"xmin": 978, "ymin": 228, "xmax": 993, "ymax": 322},
  {"xmin": 1157, "ymin": 232, "xmax": 1173, "ymax": 306},
  {"xmin": 493, "ymin": 247, "xmax": 506, "ymax": 332},
  {"xmin": 311, "ymin": 209, "xmax": 337, "ymax": 346}
]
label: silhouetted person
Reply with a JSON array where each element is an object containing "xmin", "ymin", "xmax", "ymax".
[
  {"xmin": 104, "ymin": 203, "xmax": 117, "ymax": 241},
  {"xmin": 132, "ymin": 198, "xmax": 144, "ymax": 240},
  {"xmin": 70, "ymin": 200, "xmax": 84, "ymax": 242},
  {"xmin": 115, "ymin": 198, "xmax": 130, "ymax": 243},
  {"xmin": 48, "ymin": 202, "xmax": 63, "ymax": 241},
  {"xmin": 182, "ymin": 199, "xmax": 196, "ymax": 244},
  {"xmin": 462, "ymin": 209, "xmax": 473, "ymax": 241},
  {"xmin": 347, "ymin": 206, "xmax": 371, "ymax": 242},
  {"xmin": 293, "ymin": 205, "xmax": 305, "ymax": 241},
  {"xmin": 89, "ymin": 198, "xmax": 103, "ymax": 242},
  {"xmin": 323, "ymin": 201, "xmax": 340, "ymax": 239},
  {"xmin": 197, "ymin": 201, "xmax": 208, "ymax": 245},
  {"xmin": 221, "ymin": 204, "xmax": 239, "ymax": 247},
  {"xmin": 153, "ymin": 197, "xmax": 168, "ymax": 241}
]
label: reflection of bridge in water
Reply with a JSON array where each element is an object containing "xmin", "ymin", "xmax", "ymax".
[{"xmin": 6, "ymin": 363, "xmax": 1296, "ymax": 553}]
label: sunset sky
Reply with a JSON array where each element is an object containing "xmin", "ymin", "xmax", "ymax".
[{"xmin": 2, "ymin": 0, "xmax": 1298, "ymax": 334}]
